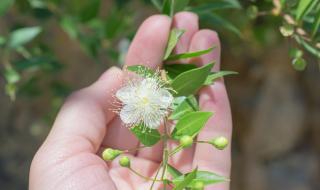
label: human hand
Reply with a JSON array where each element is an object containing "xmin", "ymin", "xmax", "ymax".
[{"xmin": 29, "ymin": 12, "xmax": 232, "ymax": 190}]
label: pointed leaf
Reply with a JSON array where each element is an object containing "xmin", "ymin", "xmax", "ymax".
[
  {"xmin": 79, "ymin": 0, "xmax": 101, "ymax": 22},
  {"xmin": 171, "ymin": 111, "xmax": 213, "ymax": 139},
  {"xmin": 200, "ymin": 13, "xmax": 241, "ymax": 37},
  {"xmin": 8, "ymin": 26, "xmax": 42, "ymax": 48},
  {"xmin": 174, "ymin": 0, "xmax": 190, "ymax": 12},
  {"xmin": 164, "ymin": 63, "xmax": 197, "ymax": 80},
  {"xmin": 173, "ymin": 171, "xmax": 227, "ymax": 187},
  {"xmin": 171, "ymin": 63, "xmax": 213, "ymax": 97},
  {"xmin": 173, "ymin": 168, "xmax": 197, "ymax": 190},
  {"xmin": 294, "ymin": 35, "xmax": 320, "ymax": 58},
  {"xmin": 296, "ymin": 0, "xmax": 317, "ymax": 21},
  {"xmin": 0, "ymin": 36, "xmax": 6, "ymax": 46},
  {"xmin": 164, "ymin": 29, "xmax": 185, "ymax": 60},
  {"xmin": 204, "ymin": 71, "xmax": 238, "ymax": 85},
  {"xmin": 167, "ymin": 164, "xmax": 183, "ymax": 179},
  {"xmin": 131, "ymin": 125, "xmax": 161, "ymax": 146},
  {"xmin": 151, "ymin": 0, "xmax": 162, "ymax": 11},
  {"xmin": 4, "ymin": 67, "xmax": 20, "ymax": 84},
  {"xmin": 190, "ymin": 0, "xmax": 241, "ymax": 13},
  {"xmin": 0, "ymin": 0, "xmax": 14, "ymax": 16},
  {"xmin": 169, "ymin": 95, "xmax": 198, "ymax": 120},
  {"xmin": 162, "ymin": 0, "xmax": 174, "ymax": 17},
  {"xmin": 166, "ymin": 46, "xmax": 215, "ymax": 61},
  {"xmin": 312, "ymin": 8, "xmax": 320, "ymax": 37}
]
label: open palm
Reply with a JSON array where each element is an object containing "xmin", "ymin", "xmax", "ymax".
[{"xmin": 29, "ymin": 12, "xmax": 232, "ymax": 190}]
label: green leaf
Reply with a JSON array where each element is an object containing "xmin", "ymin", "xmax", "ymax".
[
  {"xmin": 0, "ymin": 0, "xmax": 14, "ymax": 16},
  {"xmin": 0, "ymin": 36, "xmax": 6, "ymax": 46},
  {"xmin": 190, "ymin": 0, "xmax": 241, "ymax": 13},
  {"xmin": 13, "ymin": 56, "xmax": 60, "ymax": 72},
  {"xmin": 79, "ymin": 0, "xmax": 100, "ymax": 22},
  {"xmin": 171, "ymin": 111, "xmax": 213, "ymax": 139},
  {"xmin": 312, "ymin": 7, "xmax": 320, "ymax": 37},
  {"xmin": 151, "ymin": 0, "xmax": 162, "ymax": 11},
  {"xmin": 162, "ymin": 0, "xmax": 174, "ymax": 17},
  {"xmin": 171, "ymin": 63, "xmax": 213, "ymax": 97},
  {"xmin": 173, "ymin": 168, "xmax": 197, "ymax": 190},
  {"xmin": 4, "ymin": 67, "xmax": 20, "ymax": 84},
  {"xmin": 294, "ymin": 35, "xmax": 320, "ymax": 58},
  {"xmin": 200, "ymin": 13, "xmax": 241, "ymax": 37},
  {"xmin": 164, "ymin": 63, "xmax": 197, "ymax": 80},
  {"xmin": 171, "ymin": 96, "xmax": 187, "ymax": 109},
  {"xmin": 60, "ymin": 17, "xmax": 78, "ymax": 39},
  {"xmin": 5, "ymin": 83, "xmax": 17, "ymax": 101},
  {"xmin": 166, "ymin": 46, "xmax": 215, "ymax": 61},
  {"xmin": 126, "ymin": 65, "xmax": 155, "ymax": 77},
  {"xmin": 169, "ymin": 95, "xmax": 198, "ymax": 120},
  {"xmin": 167, "ymin": 164, "xmax": 183, "ymax": 179},
  {"xmin": 296, "ymin": 0, "xmax": 318, "ymax": 21},
  {"xmin": 8, "ymin": 26, "xmax": 42, "ymax": 48},
  {"xmin": 174, "ymin": 0, "xmax": 190, "ymax": 12},
  {"xmin": 164, "ymin": 28, "xmax": 185, "ymax": 60},
  {"xmin": 173, "ymin": 171, "xmax": 226, "ymax": 187},
  {"xmin": 204, "ymin": 71, "xmax": 238, "ymax": 85},
  {"xmin": 130, "ymin": 125, "xmax": 161, "ymax": 146}
]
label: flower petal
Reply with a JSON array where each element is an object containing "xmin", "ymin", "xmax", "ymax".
[
  {"xmin": 116, "ymin": 86, "xmax": 135, "ymax": 103},
  {"xmin": 158, "ymin": 89, "xmax": 173, "ymax": 108},
  {"xmin": 119, "ymin": 105, "xmax": 140, "ymax": 125}
]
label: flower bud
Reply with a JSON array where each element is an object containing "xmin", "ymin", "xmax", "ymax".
[
  {"xmin": 246, "ymin": 5, "xmax": 258, "ymax": 19},
  {"xmin": 119, "ymin": 156, "xmax": 131, "ymax": 168},
  {"xmin": 289, "ymin": 48, "xmax": 303, "ymax": 59},
  {"xmin": 179, "ymin": 135, "xmax": 193, "ymax": 148},
  {"xmin": 209, "ymin": 136, "xmax": 228, "ymax": 150},
  {"xmin": 279, "ymin": 24, "xmax": 294, "ymax": 37},
  {"xmin": 192, "ymin": 181, "xmax": 204, "ymax": 190},
  {"xmin": 102, "ymin": 148, "xmax": 122, "ymax": 161},
  {"xmin": 292, "ymin": 57, "xmax": 306, "ymax": 71}
]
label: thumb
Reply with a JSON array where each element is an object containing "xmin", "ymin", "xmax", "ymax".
[{"xmin": 37, "ymin": 66, "xmax": 123, "ymax": 159}]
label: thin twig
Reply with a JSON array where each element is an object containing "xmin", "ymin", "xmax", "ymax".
[{"xmin": 129, "ymin": 168, "xmax": 163, "ymax": 182}]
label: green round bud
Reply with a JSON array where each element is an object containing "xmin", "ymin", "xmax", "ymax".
[
  {"xmin": 119, "ymin": 156, "xmax": 131, "ymax": 168},
  {"xmin": 210, "ymin": 136, "xmax": 229, "ymax": 150},
  {"xmin": 192, "ymin": 181, "xmax": 204, "ymax": 190},
  {"xmin": 292, "ymin": 57, "xmax": 307, "ymax": 71},
  {"xmin": 289, "ymin": 48, "xmax": 303, "ymax": 59},
  {"xmin": 279, "ymin": 24, "xmax": 294, "ymax": 37},
  {"xmin": 246, "ymin": 5, "xmax": 258, "ymax": 19},
  {"xmin": 180, "ymin": 135, "xmax": 193, "ymax": 148},
  {"xmin": 102, "ymin": 148, "xmax": 122, "ymax": 161}
]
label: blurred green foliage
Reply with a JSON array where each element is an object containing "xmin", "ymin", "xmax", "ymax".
[{"xmin": 0, "ymin": 0, "xmax": 319, "ymax": 122}]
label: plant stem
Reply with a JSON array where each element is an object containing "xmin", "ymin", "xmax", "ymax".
[
  {"xmin": 160, "ymin": 118, "xmax": 169, "ymax": 189},
  {"xmin": 129, "ymin": 168, "xmax": 163, "ymax": 182},
  {"xmin": 149, "ymin": 161, "xmax": 163, "ymax": 190},
  {"xmin": 168, "ymin": 145, "xmax": 183, "ymax": 157},
  {"xmin": 196, "ymin": 140, "xmax": 207, "ymax": 144},
  {"xmin": 124, "ymin": 145, "xmax": 147, "ymax": 153}
]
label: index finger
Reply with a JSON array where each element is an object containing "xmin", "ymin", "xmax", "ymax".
[{"xmin": 190, "ymin": 30, "xmax": 232, "ymax": 190}]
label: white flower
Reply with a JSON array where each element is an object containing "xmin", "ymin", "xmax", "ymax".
[{"xmin": 116, "ymin": 77, "xmax": 173, "ymax": 129}]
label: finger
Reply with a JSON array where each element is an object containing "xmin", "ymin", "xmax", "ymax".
[
  {"xmin": 126, "ymin": 15, "xmax": 172, "ymax": 161},
  {"xmin": 109, "ymin": 155, "xmax": 160, "ymax": 189},
  {"xmin": 137, "ymin": 12, "xmax": 199, "ymax": 163},
  {"xmin": 104, "ymin": 15, "xmax": 172, "ymax": 160},
  {"xmin": 30, "ymin": 67, "xmax": 123, "ymax": 190},
  {"xmin": 167, "ymin": 12, "xmax": 199, "ymax": 173},
  {"xmin": 125, "ymin": 14, "xmax": 172, "ymax": 69},
  {"xmin": 173, "ymin": 12, "xmax": 199, "ymax": 55},
  {"xmin": 41, "ymin": 67, "xmax": 124, "ymax": 155},
  {"xmin": 190, "ymin": 30, "xmax": 232, "ymax": 190},
  {"xmin": 102, "ymin": 117, "xmax": 139, "ymax": 152}
]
